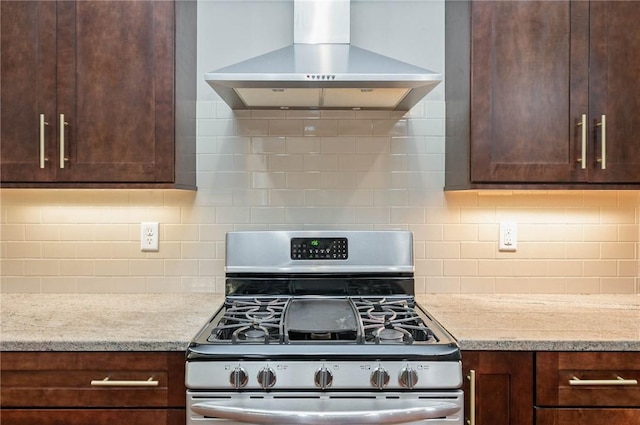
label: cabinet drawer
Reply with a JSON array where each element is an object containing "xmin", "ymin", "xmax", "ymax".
[
  {"xmin": 0, "ymin": 352, "xmax": 185, "ymax": 408},
  {"xmin": 536, "ymin": 408, "xmax": 640, "ymax": 425},
  {"xmin": 537, "ymin": 352, "xmax": 640, "ymax": 407}
]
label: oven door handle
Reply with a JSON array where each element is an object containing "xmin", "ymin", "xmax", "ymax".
[{"xmin": 191, "ymin": 401, "xmax": 460, "ymax": 424}]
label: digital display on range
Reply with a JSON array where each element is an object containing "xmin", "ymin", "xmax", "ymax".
[{"xmin": 291, "ymin": 237, "xmax": 348, "ymax": 260}]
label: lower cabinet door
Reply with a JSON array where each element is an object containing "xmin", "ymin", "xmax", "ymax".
[
  {"xmin": 463, "ymin": 351, "xmax": 534, "ymax": 425},
  {"xmin": 0, "ymin": 409, "xmax": 185, "ymax": 425},
  {"xmin": 536, "ymin": 408, "xmax": 640, "ymax": 425}
]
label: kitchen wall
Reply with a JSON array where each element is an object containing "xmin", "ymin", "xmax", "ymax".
[{"xmin": 1, "ymin": 0, "xmax": 638, "ymax": 294}]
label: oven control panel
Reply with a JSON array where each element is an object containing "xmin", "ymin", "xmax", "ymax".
[
  {"xmin": 187, "ymin": 360, "xmax": 463, "ymax": 390},
  {"xmin": 291, "ymin": 237, "xmax": 348, "ymax": 260}
]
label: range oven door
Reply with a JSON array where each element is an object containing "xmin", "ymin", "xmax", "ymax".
[{"xmin": 187, "ymin": 390, "xmax": 463, "ymax": 425}]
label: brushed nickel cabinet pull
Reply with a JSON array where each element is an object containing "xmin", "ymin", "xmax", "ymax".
[
  {"xmin": 39, "ymin": 114, "xmax": 49, "ymax": 168},
  {"xmin": 59, "ymin": 114, "xmax": 69, "ymax": 169},
  {"xmin": 90, "ymin": 376, "xmax": 159, "ymax": 387},
  {"xmin": 569, "ymin": 375, "xmax": 637, "ymax": 386},
  {"xmin": 466, "ymin": 370, "xmax": 476, "ymax": 425},
  {"xmin": 596, "ymin": 114, "xmax": 606, "ymax": 169},
  {"xmin": 576, "ymin": 114, "xmax": 586, "ymax": 169}
]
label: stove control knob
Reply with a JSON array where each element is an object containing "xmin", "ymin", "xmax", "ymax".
[
  {"xmin": 399, "ymin": 367, "xmax": 419, "ymax": 389},
  {"xmin": 229, "ymin": 367, "xmax": 248, "ymax": 389},
  {"xmin": 314, "ymin": 367, "xmax": 334, "ymax": 389},
  {"xmin": 257, "ymin": 367, "xmax": 277, "ymax": 389},
  {"xmin": 370, "ymin": 367, "xmax": 390, "ymax": 389}
]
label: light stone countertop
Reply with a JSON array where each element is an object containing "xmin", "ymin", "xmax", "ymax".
[
  {"xmin": 1, "ymin": 293, "xmax": 638, "ymax": 352},
  {"xmin": 416, "ymin": 294, "xmax": 640, "ymax": 351},
  {"xmin": 0, "ymin": 293, "xmax": 223, "ymax": 351}
]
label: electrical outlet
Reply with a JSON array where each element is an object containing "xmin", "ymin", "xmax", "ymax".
[
  {"xmin": 499, "ymin": 222, "xmax": 517, "ymax": 252},
  {"xmin": 140, "ymin": 222, "xmax": 159, "ymax": 252}
]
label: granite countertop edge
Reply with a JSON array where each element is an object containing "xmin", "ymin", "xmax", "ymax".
[
  {"xmin": 454, "ymin": 340, "xmax": 640, "ymax": 352},
  {"xmin": 0, "ymin": 341, "xmax": 191, "ymax": 352}
]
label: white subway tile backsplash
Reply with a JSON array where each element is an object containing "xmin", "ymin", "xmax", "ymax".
[
  {"xmin": 231, "ymin": 189, "xmax": 270, "ymax": 206},
  {"xmin": 214, "ymin": 207, "xmax": 251, "ymax": 224},
  {"xmin": 319, "ymin": 172, "xmax": 356, "ymax": 189},
  {"xmin": 250, "ymin": 207, "xmax": 286, "ymax": 224},
  {"xmin": 145, "ymin": 277, "xmax": 183, "ymax": 293},
  {"xmin": 372, "ymin": 119, "xmax": 408, "ymax": 137},
  {"xmin": 303, "ymin": 119, "xmax": 338, "ymax": 137},
  {"xmin": 1, "ymin": 277, "xmax": 41, "ymax": 293},
  {"xmin": 287, "ymin": 171, "xmax": 321, "ymax": 189},
  {"xmin": 373, "ymin": 189, "xmax": 408, "ymax": 207},
  {"xmin": 460, "ymin": 277, "xmax": 495, "ymax": 294},
  {"xmin": 285, "ymin": 137, "xmax": 321, "ymax": 154},
  {"xmin": 565, "ymin": 277, "xmax": 601, "ymax": 294},
  {"xmin": 304, "ymin": 154, "xmax": 339, "ymax": 172},
  {"xmin": 600, "ymin": 277, "xmax": 637, "ymax": 293},
  {"xmin": 251, "ymin": 137, "xmax": 287, "ymax": 153},
  {"xmin": 214, "ymin": 136, "xmax": 251, "ymax": 154},
  {"xmin": 425, "ymin": 101, "xmax": 446, "ymax": 119},
  {"xmin": 269, "ymin": 120, "xmax": 304, "ymax": 136},
  {"xmin": 269, "ymin": 189, "xmax": 305, "ymax": 207},
  {"xmin": 235, "ymin": 120, "xmax": 269, "ymax": 137},
  {"xmin": 601, "ymin": 242, "xmax": 636, "ymax": 259},
  {"xmin": 354, "ymin": 207, "xmax": 390, "ymax": 224},
  {"xmin": 199, "ymin": 118, "xmax": 234, "ymax": 137},
  {"xmin": 304, "ymin": 190, "xmax": 339, "ymax": 207},
  {"xmin": 269, "ymin": 154, "xmax": 304, "ymax": 171},
  {"xmin": 338, "ymin": 120, "xmax": 373, "ymax": 136},
  {"xmin": 407, "ymin": 118, "xmax": 444, "ymax": 136},
  {"xmin": 320, "ymin": 137, "xmax": 356, "ymax": 153},
  {"xmin": 25, "ymin": 225, "xmax": 58, "ymax": 241}
]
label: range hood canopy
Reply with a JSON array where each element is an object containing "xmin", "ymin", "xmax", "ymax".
[{"xmin": 205, "ymin": 0, "xmax": 442, "ymax": 111}]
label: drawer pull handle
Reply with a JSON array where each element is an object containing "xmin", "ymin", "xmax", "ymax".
[
  {"xmin": 576, "ymin": 113, "xmax": 586, "ymax": 169},
  {"xmin": 569, "ymin": 375, "xmax": 638, "ymax": 386},
  {"xmin": 39, "ymin": 114, "xmax": 49, "ymax": 168},
  {"xmin": 595, "ymin": 114, "xmax": 606, "ymax": 169},
  {"xmin": 90, "ymin": 377, "xmax": 158, "ymax": 387},
  {"xmin": 466, "ymin": 369, "xmax": 476, "ymax": 425},
  {"xmin": 59, "ymin": 114, "xmax": 69, "ymax": 169}
]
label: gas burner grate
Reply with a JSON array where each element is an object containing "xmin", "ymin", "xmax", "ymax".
[
  {"xmin": 208, "ymin": 298, "xmax": 287, "ymax": 344},
  {"xmin": 353, "ymin": 297, "xmax": 438, "ymax": 344}
]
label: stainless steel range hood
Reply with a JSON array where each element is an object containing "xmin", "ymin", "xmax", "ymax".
[{"xmin": 205, "ymin": 0, "xmax": 442, "ymax": 111}]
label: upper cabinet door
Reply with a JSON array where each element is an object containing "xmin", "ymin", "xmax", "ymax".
[
  {"xmin": 469, "ymin": 1, "xmax": 589, "ymax": 184},
  {"xmin": 55, "ymin": 0, "xmax": 175, "ymax": 183},
  {"xmin": 446, "ymin": 0, "xmax": 640, "ymax": 189},
  {"xmin": 588, "ymin": 1, "xmax": 640, "ymax": 183},
  {"xmin": 0, "ymin": 1, "xmax": 57, "ymax": 182}
]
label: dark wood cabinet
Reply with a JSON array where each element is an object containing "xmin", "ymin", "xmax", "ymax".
[
  {"xmin": 462, "ymin": 351, "xmax": 534, "ymax": 425},
  {"xmin": 445, "ymin": 0, "xmax": 640, "ymax": 189},
  {"xmin": 0, "ymin": 0, "xmax": 196, "ymax": 189},
  {"xmin": 535, "ymin": 352, "xmax": 640, "ymax": 425},
  {"xmin": 0, "ymin": 351, "xmax": 186, "ymax": 425},
  {"xmin": 536, "ymin": 409, "xmax": 640, "ymax": 425}
]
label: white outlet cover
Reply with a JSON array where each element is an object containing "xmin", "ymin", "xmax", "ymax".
[
  {"xmin": 141, "ymin": 222, "xmax": 159, "ymax": 252},
  {"xmin": 499, "ymin": 222, "xmax": 517, "ymax": 252}
]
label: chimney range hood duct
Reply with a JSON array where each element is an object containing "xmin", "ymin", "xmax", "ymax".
[{"xmin": 205, "ymin": 0, "xmax": 442, "ymax": 111}]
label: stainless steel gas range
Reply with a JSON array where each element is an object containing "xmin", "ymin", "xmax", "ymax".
[{"xmin": 186, "ymin": 231, "xmax": 463, "ymax": 425}]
